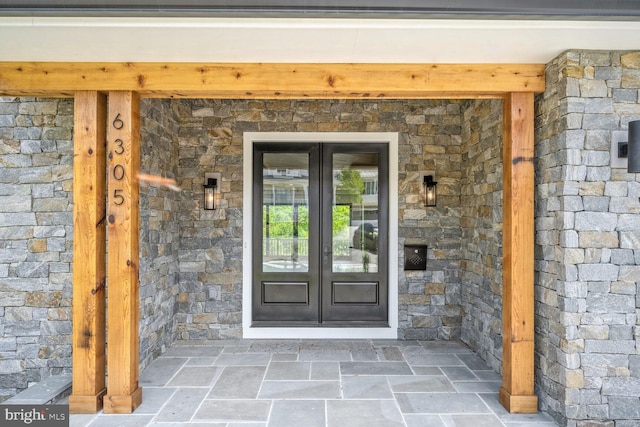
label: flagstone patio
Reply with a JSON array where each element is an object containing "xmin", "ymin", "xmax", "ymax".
[{"xmin": 68, "ymin": 339, "xmax": 558, "ymax": 427}]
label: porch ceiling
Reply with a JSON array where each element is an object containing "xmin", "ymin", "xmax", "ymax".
[{"xmin": 1, "ymin": 17, "xmax": 639, "ymax": 64}]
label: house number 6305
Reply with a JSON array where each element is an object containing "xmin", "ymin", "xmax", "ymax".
[{"xmin": 112, "ymin": 114, "xmax": 126, "ymax": 206}]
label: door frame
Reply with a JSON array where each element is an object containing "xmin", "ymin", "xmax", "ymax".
[{"xmin": 242, "ymin": 132, "xmax": 399, "ymax": 339}]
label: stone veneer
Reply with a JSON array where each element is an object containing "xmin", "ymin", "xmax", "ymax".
[
  {"xmin": 535, "ymin": 51, "xmax": 640, "ymax": 426},
  {"xmin": 0, "ymin": 97, "xmax": 181, "ymax": 399},
  {"xmin": 460, "ymin": 99, "xmax": 504, "ymax": 373},
  {"xmin": 173, "ymin": 99, "xmax": 466, "ymax": 341},
  {"xmin": 138, "ymin": 99, "xmax": 181, "ymax": 370},
  {"xmin": 0, "ymin": 97, "xmax": 74, "ymax": 401}
]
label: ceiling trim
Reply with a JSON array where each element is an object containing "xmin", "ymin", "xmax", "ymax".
[{"xmin": 1, "ymin": 0, "xmax": 639, "ymax": 20}]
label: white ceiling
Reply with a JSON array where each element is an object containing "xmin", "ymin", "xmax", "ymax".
[{"xmin": 1, "ymin": 17, "xmax": 640, "ymax": 64}]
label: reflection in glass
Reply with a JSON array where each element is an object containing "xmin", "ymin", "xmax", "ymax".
[
  {"xmin": 262, "ymin": 153, "xmax": 309, "ymax": 272},
  {"xmin": 332, "ymin": 153, "xmax": 379, "ymax": 273}
]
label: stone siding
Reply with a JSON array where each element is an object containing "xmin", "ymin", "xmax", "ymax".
[
  {"xmin": 0, "ymin": 97, "xmax": 74, "ymax": 401},
  {"xmin": 535, "ymin": 51, "xmax": 640, "ymax": 426},
  {"xmin": 172, "ymin": 99, "xmax": 465, "ymax": 340},
  {"xmin": 0, "ymin": 97, "xmax": 182, "ymax": 400},
  {"xmin": 138, "ymin": 99, "xmax": 181, "ymax": 370},
  {"xmin": 460, "ymin": 99, "xmax": 504, "ymax": 372}
]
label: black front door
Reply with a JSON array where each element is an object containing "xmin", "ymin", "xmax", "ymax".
[{"xmin": 252, "ymin": 142, "xmax": 388, "ymax": 326}]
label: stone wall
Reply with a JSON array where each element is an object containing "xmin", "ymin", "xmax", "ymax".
[
  {"xmin": 138, "ymin": 99, "xmax": 181, "ymax": 370},
  {"xmin": 459, "ymin": 99, "xmax": 504, "ymax": 372},
  {"xmin": 0, "ymin": 97, "xmax": 182, "ymax": 400},
  {"xmin": 171, "ymin": 99, "xmax": 465, "ymax": 340},
  {"xmin": 535, "ymin": 50, "xmax": 640, "ymax": 426},
  {"xmin": 0, "ymin": 97, "xmax": 74, "ymax": 401}
]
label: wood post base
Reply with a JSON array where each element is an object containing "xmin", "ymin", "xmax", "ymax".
[
  {"xmin": 499, "ymin": 387, "xmax": 538, "ymax": 414},
  {"xmin": 69, "ymin": 389, "xmax": 107, "ymax": 414},
  {"xmin": 103, "ymin": 387, "xmax": 143, "ymax": 414}
]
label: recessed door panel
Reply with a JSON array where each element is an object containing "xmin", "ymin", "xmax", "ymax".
[
  {"xmin": 332, "ymin": 282, "xmax": 379, "ymax": 305},
  {"xmin": 262, "ymin": 282, "xmax": 309, "ymax": 305}
]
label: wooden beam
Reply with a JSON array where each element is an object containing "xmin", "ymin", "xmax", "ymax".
[
  {"xmin": 500, "ymin": 92, "xmax": 538, "ymax": 414},
  {"xmin": 104, "ymin": 91, "xmax": 142, "ymax": 414},
  {"xmin": 69, "ymin": 91, "xmax": 107, "ymax": 414},
  {"xmin": 0, "ymin": 62, "xmax": 545, "ymax": 98}
]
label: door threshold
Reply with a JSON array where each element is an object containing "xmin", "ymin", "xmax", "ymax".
[{"xmin": 243, "ymin": 327, "xmax": 397, "ymax": 339}]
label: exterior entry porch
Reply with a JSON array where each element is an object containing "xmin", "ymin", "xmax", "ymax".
[
  {"xmin": 0, "ymin": 63, "xmax": 543, "ymax": 415},
  {"xmin": 68, "ymin": 339, "xmax": 558, "ymax": 427}
]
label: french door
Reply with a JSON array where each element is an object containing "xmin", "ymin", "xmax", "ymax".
[{"xmin": 252, "ymin": 142, "xmax": 388, "ymax": 326}]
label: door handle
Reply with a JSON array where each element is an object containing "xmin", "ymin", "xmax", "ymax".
[{"xmin": 323, "ymin": 245, "xmax": 332, "ymax": 264}]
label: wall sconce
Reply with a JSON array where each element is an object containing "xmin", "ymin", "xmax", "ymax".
[
  {"xmin": 203, "ymin": 176, "xmax": 218, "ymax": 210},
  {"xmin": 423, "ymin": 175, "xmax": 437, "ymax": 207},
  {"xmin": 628, "ymin": 120, "xmax": 640, "ymax": 173}
]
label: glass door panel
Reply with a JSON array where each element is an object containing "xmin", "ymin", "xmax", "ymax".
[
  {"xmin": 262, "ymin": 153, "xmax": 309, "ymax": 273},
  {"xmin": 332, "ymin": 152, "xmax": 379, "ymax": 274}
]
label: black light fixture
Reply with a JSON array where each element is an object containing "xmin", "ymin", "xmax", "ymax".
[
  {"xmin": 423, "ymin": 175, "xmax": 437, "ymax": 207},
  {"xmin": 628, "ymin": 120, "xmax": 640, "ymax": 173},
  {"xmin": 203, "ymin": 177, "xmax": 217, "ymax": 210}
]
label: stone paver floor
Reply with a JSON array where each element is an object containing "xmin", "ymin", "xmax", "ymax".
[{"xmin": 69, "ymin": 340, "xmax": 558, "ymax": 427}]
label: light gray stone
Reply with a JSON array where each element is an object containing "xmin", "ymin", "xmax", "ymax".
[
  {"xmin": 604, "ymin": 181, "xmax": 627, "ymax": 197},
  {"xmin": 620, "ymin": 231, "xmax": 640, "ymax": 249},
  {"xmin": 578, "ymin": 264, "xmax": 619, "ymax": 282},
  {"xmin": 0, "ymin": 338, "xmax": 17, "ymax": 352},
  {"xmin": 327, "ymin": 400, "xmax": 404, "ymax": 427},
  {"xmin": 156, "ymin": 388, "xmax": 209, "ymax": 422},
  {"xmin": 585, "ymin": 340, "xmax": 636, "ymax": 355},
  {"xmin": 611, "ymin": 249, "xmax": 635, "ymax": 265},
  {"xmin": 575, "ymin": 212, "xmax": 617, "ymax": 231},
  {"xmin": 584, "ymin": 98, "xmax": 614, "ymax": 114},
  {"xmin": 396, "ymin": 392, "xmax": 490, "ymax": 414},
  {"xmin": 0, "ymin": 212, "xmax": 36, "ymax": 226},
  {"xmin": 208, "ymin": 366, "xmax": 263, "ymax": 398},
  {"xmin": 562, "ymin": 196, "xmax": 584, "ymax": 211},
  {"xmin": 582, "ymin": 196, "xmax": 610, "ymax": 211},
  {"xmin": 609, "ymin": 325, "xmax": 633, "ymax": 340},
  {"xmin": 603, "ymin": 378, "xmax": 640, "ymax": 397},
  {"xmin": 613, "ymin": 88, "xmax": 638, "ymax": 103},
  {"xmin": 563, "ymin": 165, "xmax": 587, "ymax": 180},
  {"xmin": 582, "ymin": 114, "xmax": 618, "ymax": 130},
  {"xmin": 258, "ymin": 380, "xmax": 340, "ymax": 399},
  {"xmin": 617, "ymin": 214, "xmax": 640, "ymax": 230},
  {"xmin": 587, "ymin": 294, "xmax": 635, "ymax": 313},
  {"xmin": 0, "ymin": 359, "xmax": 23, "ymax": 374},
  {"xmin": 609, "ymin": 197, "xmax": 639, "ymax": 213},
  {"xmin": 269, "ymin": 400, "xmax": 326, "ymax": 427},
  {"xmin": 618, "ymin": 265, "xmax": 640, "ymax": 282},
  {"xmin": 585, "ymin": 167, "xmax": 611, "ymax": 182}
]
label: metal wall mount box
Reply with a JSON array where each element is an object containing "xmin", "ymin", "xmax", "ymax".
[{"xmin": 404, "ymin": 244, "xmax": 427, "ymax": 270}]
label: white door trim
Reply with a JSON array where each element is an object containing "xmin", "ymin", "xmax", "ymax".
[{"xmin": 242, "ymin": 132, "xmax": 398, "ymax": 339}]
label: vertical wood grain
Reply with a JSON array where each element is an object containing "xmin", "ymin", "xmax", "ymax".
[
  {"xmin": 500, "ymin": 92, "xmax": 538, "ymax": 414},
  {"xmin": 69, "ymin": 91, "xmax": 107, "ymax": 413},
  {"xmin": 104, "ymin": 91, "xmax": 142, "ymax": 414}
]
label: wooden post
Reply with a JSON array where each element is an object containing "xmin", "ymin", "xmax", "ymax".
[
  {"xmin": 500, "ymin": 92, "xmax": 538, "ymax": 413},
  {"xmin": 104, "ymin": 91, "xmax": 142, "ymax": 414},
  {"xmin": 69, "ymin": 91, "xmax": 107, "ymax": 413}
]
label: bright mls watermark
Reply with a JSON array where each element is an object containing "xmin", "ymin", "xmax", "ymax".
[{"xmin": 1, "ymin": 405, "xmax": 68, "ymax": 426}]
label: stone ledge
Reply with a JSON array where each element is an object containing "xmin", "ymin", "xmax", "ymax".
[{"xmin": 0, "ymin": 374, "xmax": 71, "ymax": 405}]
